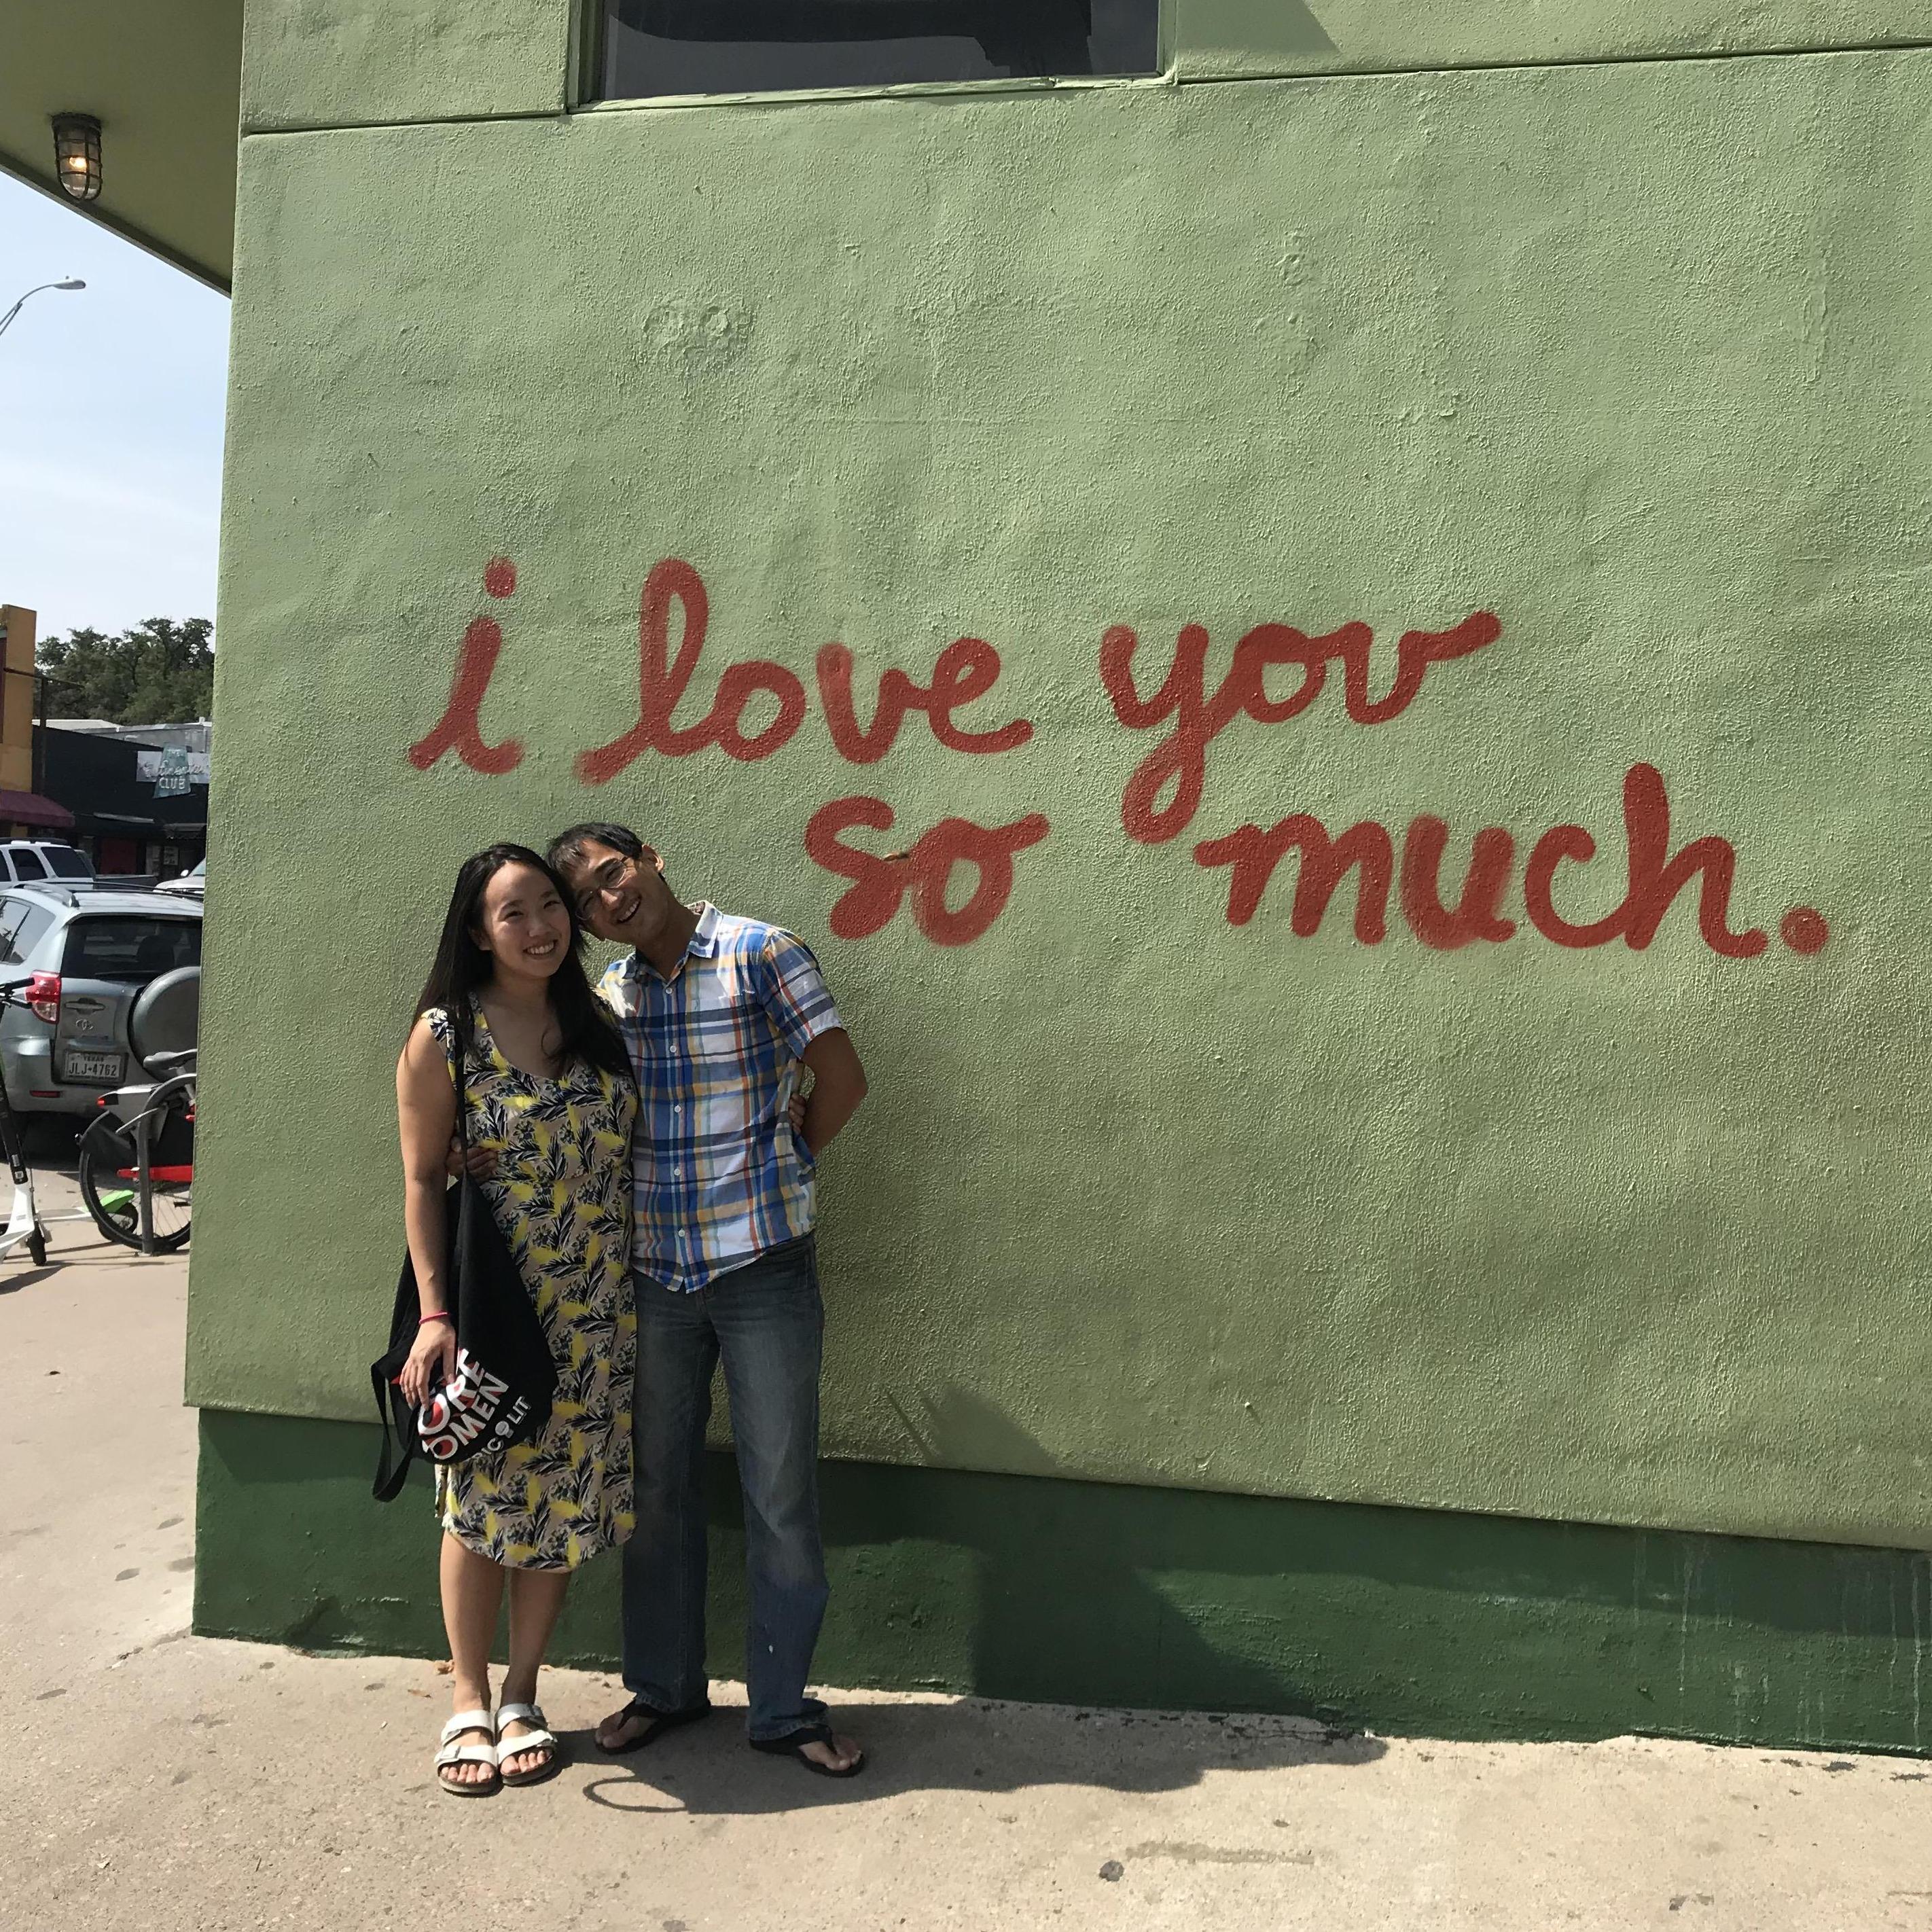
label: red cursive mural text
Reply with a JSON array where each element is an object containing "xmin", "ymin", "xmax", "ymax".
[
  {"xmin": 406, "ymin": 555, "xmax": 1827, "ymax": 958},
  {"xmin": 804, "ymin": 796, "xmax": 1051, "ymax": 946},
  {"xmin": 1101, "ymin": 609, "xmax": 1500, "ymax": 844}
]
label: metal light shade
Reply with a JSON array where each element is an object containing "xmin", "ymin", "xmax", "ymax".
[{"xmin": 51, "ymin": 113, "xmax": 102, "ymax": 204}]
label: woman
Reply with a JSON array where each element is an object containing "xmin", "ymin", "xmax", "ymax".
[{"xmin": 396, "ymin": 844, "xmax": 637, "ymax": 1797}]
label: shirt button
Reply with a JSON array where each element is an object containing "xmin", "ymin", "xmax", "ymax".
[
  {"xmin": 673, "ymin": 1165, "xmax": 682, "ymax": 1177},
  {"xmin": 673, "ymin": 1105, "xmax": 682, "ymax": 1115}
]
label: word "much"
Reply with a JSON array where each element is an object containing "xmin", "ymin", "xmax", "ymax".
[{"xmin": 1196, "ymin": 764, "xmax": 1827, "ymax": 956}]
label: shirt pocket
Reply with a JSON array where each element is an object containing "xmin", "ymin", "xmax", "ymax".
[{"xmin": 687, "ymin": 990, "xmax": 764, "ymax": 1063}]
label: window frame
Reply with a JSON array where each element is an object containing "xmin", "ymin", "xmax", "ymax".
[{"xmin": 573, "ymin": 0, "xmax": 1173, "ymax": 109}]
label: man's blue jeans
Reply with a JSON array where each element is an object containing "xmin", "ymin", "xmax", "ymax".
[{"xmin": 622, "ymin": 1234, "xmax": 830, "ymax": 1740}]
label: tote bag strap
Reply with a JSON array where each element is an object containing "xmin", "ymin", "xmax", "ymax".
[
  {"xmin": 370, "ymin": 1004, "xmax": 477, "ymax": 1504},
  {"xmin": 447, "ymin": 1003, "xmax": 474, "ymax": 1151},
  {"xmin": 371, "ymin": 1361, "xmax": 416, "ymax": 1502}
]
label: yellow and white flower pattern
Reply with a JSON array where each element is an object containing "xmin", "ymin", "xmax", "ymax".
[{"xmin": 426, "ymin": 1004, "xmax": 637, "ymax": 1571}]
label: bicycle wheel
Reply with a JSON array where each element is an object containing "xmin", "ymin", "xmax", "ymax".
[{"xmin": 77, "ymin": 1101, "xmax": 192, "ymax": 1252}]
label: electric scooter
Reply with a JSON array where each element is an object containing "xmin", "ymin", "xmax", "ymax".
[{"xmin": 0, "ymin": 978, "xmax": 95, "ymax": 1267}]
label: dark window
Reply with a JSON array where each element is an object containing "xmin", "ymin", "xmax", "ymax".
[
  {"xmin": 599, "ymin": 1, "xmax": 1159, "ymax": 99},
  {"xmin": 62, "ymin": 916, "xmax": 202, "ymax": 983},
  {"xmin": 37, "ymin": 845, "xmax": 92, "ymax": 880},
  {"xmin": 8, "ymin": 847, "xmax": 48, "ymax": 880},
  {"xmin": 0, "ymin": 898, "xmax": 55, "ymax": 966}
]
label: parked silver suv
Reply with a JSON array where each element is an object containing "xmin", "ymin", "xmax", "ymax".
[{"xmin": 0, "ymin": 886, "xmax": 204, "ymax": 1118}]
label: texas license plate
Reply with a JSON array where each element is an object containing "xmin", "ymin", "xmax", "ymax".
[{"xmin": 62, "ymin": 1050, "xmax": 124, "ymax": 1084}]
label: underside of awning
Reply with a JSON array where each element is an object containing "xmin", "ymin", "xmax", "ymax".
[
  {"xmin": 0, "ymin": 0, "xmax": 240, "ymax": 289},
  {"xmin": 0, "ymin": 790, "xmax": 76, "ymax": 829}
]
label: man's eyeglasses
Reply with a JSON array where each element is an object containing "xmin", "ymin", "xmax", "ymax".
[{"xmin": 575, "ymin": 857, "xmax": 632, "ymax": 921}]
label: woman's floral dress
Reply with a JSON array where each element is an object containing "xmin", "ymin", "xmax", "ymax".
[{"xmin": 426, "ymin": 1003, "xmax": 637, "ymax": 1570}]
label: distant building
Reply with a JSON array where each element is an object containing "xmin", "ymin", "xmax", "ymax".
[
  {"xmin": 0, "ymin": 605, "xmax": 75, "ymax": 840},
  {"xmin": 49, "ymin": 717, "xmax": 213, "ymax": 755},
  {"xmin": 0, "ymin": 610, "xmax": 211, "ymax": 874},
  {"xmin": 38, "ymin": 727, "xmax": 208, "ymax": 879}
]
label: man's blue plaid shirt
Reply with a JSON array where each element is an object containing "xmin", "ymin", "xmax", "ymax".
[{"xmin": 597, "ymin": 902, "xmax": 844, "ymax": 1291}]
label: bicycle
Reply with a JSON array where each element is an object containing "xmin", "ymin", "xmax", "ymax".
[{"xmin": 75, "ymin": 965, "xmax": 198, "ymax": 1255}]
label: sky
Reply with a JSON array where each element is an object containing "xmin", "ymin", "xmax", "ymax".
[{"xmin": 0, "ymin": 169, "xmax": 229, "ymax": 643}]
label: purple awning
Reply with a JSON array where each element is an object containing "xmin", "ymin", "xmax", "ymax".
[{"xmin": 0, "ymin": 791, "xmax": 75, "ymax": 829}]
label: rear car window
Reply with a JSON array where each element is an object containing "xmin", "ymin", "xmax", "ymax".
[
  {"xmin": 0, "ymin": 898, "xmax": 56, "ymax": 965},
  {"xmin": 37, "ymin": 845, "xmax": 92, "ymax": 880},
  {"xmin": 62, "ymin": 916, "xmax": 202, "ymax": 982},
  {"xmin": 9, "ymin": 848, "xmax": 48, "ymax": 880}
]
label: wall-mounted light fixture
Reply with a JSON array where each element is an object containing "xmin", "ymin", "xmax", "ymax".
[{"xmin": 51, "ymin": 113, "xmax": 103, "ymax": 204}]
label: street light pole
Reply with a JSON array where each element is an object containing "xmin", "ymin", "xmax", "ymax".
[{"xmin": 0, "ymin": 278, "xmax": 86, "ymax": 343}]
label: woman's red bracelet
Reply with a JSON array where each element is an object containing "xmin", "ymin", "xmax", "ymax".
[{"xmin": 419, "ymin": 1309, "xmax": 452, "ymax": 1327}]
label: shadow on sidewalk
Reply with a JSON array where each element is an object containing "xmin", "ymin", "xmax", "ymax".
[
  {"xmin": 569, "ymin": 1389, "xmax": 1387, "ymax": 1814},
  {"xmin": 575, "ymin": 1692, "xmax": 1384, "ymax": 1815}
]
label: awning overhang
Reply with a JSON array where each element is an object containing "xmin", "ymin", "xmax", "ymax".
[
  {"xmin": 0, "ymin": 791, "xmax": 77, "ymax": 830},
  {"xmin": 0, "ymin": 0, "xmax": 242, "ymax": 290}
]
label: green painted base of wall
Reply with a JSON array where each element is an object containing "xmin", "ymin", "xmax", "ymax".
[{"xmin": 194, "ymin": 1410, "xmax": 1932, "ymax": 1755}]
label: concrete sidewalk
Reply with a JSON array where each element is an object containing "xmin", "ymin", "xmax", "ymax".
[{"xmin": 5, "ymin": 1192, "xmax": 1929, "ymax": 1932}]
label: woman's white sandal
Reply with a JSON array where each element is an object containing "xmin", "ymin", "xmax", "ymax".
[
  {"xmin": 495, "ymin": 1703, "xmax": 562, "ymax": 1787},
  {"xmin": 436, "ymin": 1709, "xmax": 501, "ymax": 1797}
]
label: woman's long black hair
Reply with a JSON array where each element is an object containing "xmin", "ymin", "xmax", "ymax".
[{"xmin": 414, "ymin": 844, "xmax": 631, "ymax": 1082}]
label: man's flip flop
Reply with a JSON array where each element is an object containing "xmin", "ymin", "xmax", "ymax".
[
  {"xmin": 749, "ymin": 1721, "xmax": 865, "ymax": 1778},
  {"xmin": 435, "ymin": 1709, "xmax": 501, "ymax": 1797},
  {"xmin": 494, "ymin": 1702, "xmax": 563, "ymax": 1787},
  {"xmin": 595, "ymin": 1696, "xmax": 713, "ymax": 1755}
]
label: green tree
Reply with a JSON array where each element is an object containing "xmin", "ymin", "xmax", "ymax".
[{"xmin": 37, "ymin": 618, "xmax": 215, "ymax": 725}]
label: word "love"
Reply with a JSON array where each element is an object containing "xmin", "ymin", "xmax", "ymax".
[{"xmin": 407, "ymin": 558, "xmax": 1032, "ymax": 778}]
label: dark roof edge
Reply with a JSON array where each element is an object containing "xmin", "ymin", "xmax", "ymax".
[{"xmin": 0, "ymin": 147, "xmax": 231, "ymax": 296}]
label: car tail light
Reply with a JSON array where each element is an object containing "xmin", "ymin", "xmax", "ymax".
[{"xmin": 25, "ymin": 972, "xmax": 60, "ymax": 1024}]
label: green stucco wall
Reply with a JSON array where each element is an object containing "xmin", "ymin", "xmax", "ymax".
[
  {"xmin": 1168, "ymin": 0, "xmax": 1932, "ymax": 77},
  {"xmin": 194, "ymin": 5, "xmax": 1932, "ymax": 1741},
  {"xmin": 239, "ymin": 0, "xmax": 572, "ymax": 133},
  {"xmin": 198, "ymin": 1410, "xmax": 1932, "ymax": 1754}
]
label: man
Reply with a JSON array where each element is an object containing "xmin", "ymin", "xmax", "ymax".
[{"xmin": 548, "ymin": 822, "xmax": 869, "ymax": 1778}]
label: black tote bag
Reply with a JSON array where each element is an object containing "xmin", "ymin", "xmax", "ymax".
[{"xmin": 371, "ymin": 1014, "xmax": 556, "ymax": 1502}]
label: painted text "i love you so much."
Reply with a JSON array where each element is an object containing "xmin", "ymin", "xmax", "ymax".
[{"xmin": 406, "ymin": 556, "xmax": 1827, "ymax": 959}]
